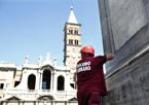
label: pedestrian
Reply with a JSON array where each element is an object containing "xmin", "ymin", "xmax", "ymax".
[{"xmin": 74, "ymin": 45, "xmax": 114, "ymax": 105}]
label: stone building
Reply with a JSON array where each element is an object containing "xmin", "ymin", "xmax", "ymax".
[
  {"xmin": 0, "ymin": 54, "xmax": 77, "ymax": 105},
  {"xmin": 0, "ymin": 7, "xmax": 80, "ymax": 105},
  {"xmin": 98, "ymin": 0, "xmax": 149, "ymax": 104}
]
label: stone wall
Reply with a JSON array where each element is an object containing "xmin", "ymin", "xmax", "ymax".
[
  {"xmin": 98, "ymin": 0, "xmax": 149, "ymax": 104},
  {"xmin": 109, "ymin": 0, "xmax": 148, "ymax": 49},
  {"xmin": 103, "ymin": 50, "xmax": 149, "ymax": 105}
]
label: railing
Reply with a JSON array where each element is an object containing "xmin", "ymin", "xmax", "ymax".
[{"xmin": 0, "ymin": 100, "xmax": 77, "ymax": 105}]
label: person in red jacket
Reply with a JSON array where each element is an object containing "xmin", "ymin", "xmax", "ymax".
[{"xmin": 75, "ymin": 45, "xmax": 113, "ymax": 105}]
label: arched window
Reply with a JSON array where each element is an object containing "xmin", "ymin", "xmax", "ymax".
[
  {"xmin": 57, "ymin": 76, "xmax": 65, "ymax": 91},
  {"xmin": 69, "ymin": 29, "xmax": 73, "ymax": 34},
  {"xmin": 0, "ymin": 83, "xmax": 4, "ymax": 89},
  {"xmin": 75, "ymin": 40, "xmax": 78, "ymax": 45},
  {"xmin": 74, "ymin": 30, "xmax": 78, "ymax": 35},
  {"xmin": 42, "ymin": 70, "xmax": 51, "ymax": 90},
  {"xmin": 28, "ymin": 74, "xmax": 36, "ymax": 90},
  {"xmin": 69, "ymin": 39, "xmax": 73, "ymax": 45}
]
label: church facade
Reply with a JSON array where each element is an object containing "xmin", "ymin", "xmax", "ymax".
[{"xmin": 0, "ymin": 7, "xmax": 81, "ymax": 105}]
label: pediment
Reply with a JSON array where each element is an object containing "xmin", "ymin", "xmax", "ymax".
[
  {"xmin": 6, "ymin": 96, "xmax": 21, "ymax": 102},
  {"xmin": 41, "ymin": 64, "xmax": 54, "ymax": 70}
]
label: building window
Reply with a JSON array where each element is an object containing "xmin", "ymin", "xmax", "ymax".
[
  {"xmin": 0, "ymin": 83, "xmax": 4, "ymax": 89},
  {"xmin": 74, "ymin": 30, "xmax": 78, "ymax": 35},
  {"xmin": 28, "ymin": 74, "xmax": 36, "ymax": 90},
  {"xmin": 42, "ymin": 70, "xmax": 51, "ymax": 90},
  {"xmin": 69, "ymin": 39, "xmax": 73, "ymax": 45},
  {"xmin": 67, "ymin": 29, "xmax": 70, "ymax": 34},
  {"xmin": 75, "ymin": 40, "xmax": 79, "ymax": 45},
  {"xmin": 57, "ymin": 76, "xmax": 65, "ymax": 91},
  {"xmin": 69, "ymin": 29, "xmax": 73, "ymax": 34}
]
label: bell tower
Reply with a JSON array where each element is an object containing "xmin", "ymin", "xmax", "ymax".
[{"xmin": 63, "ymin": 6, "xmax": 81, "ymax": 83}]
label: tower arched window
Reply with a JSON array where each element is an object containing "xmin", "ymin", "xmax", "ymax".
[
  {"xmin": 69, "ymin": 29, "xmax": 73, "ymax": 34},
  {"xmin": 69, "ymin": 39, "xmax": 73, "ymax": 45},
  {"xmin": 28, "ymin": 74, "xmax": 36, "ymax": 90},
  {"xmin": 75, "ymin": 40, "xmax": 79, "ymax": 45},
  {"xmin": 42, "ymin": 70, "xmax": 51, "ymax": 90},
  {"xmin": 57, "ymin": 76, "xmax": 65, "ymax": 91},
  {"xmin": 74, "ymin": 30, "xmax": 78, "ymax": 35}
]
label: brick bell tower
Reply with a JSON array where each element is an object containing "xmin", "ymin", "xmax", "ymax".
[{"xmin": 63, "ymin": 6, "xmax": 82, "ymax": 85}]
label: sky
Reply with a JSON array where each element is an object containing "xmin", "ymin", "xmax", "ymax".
[{"xmin": 0, "ymin": 0, "xmax": 104, "ymax": 65}]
